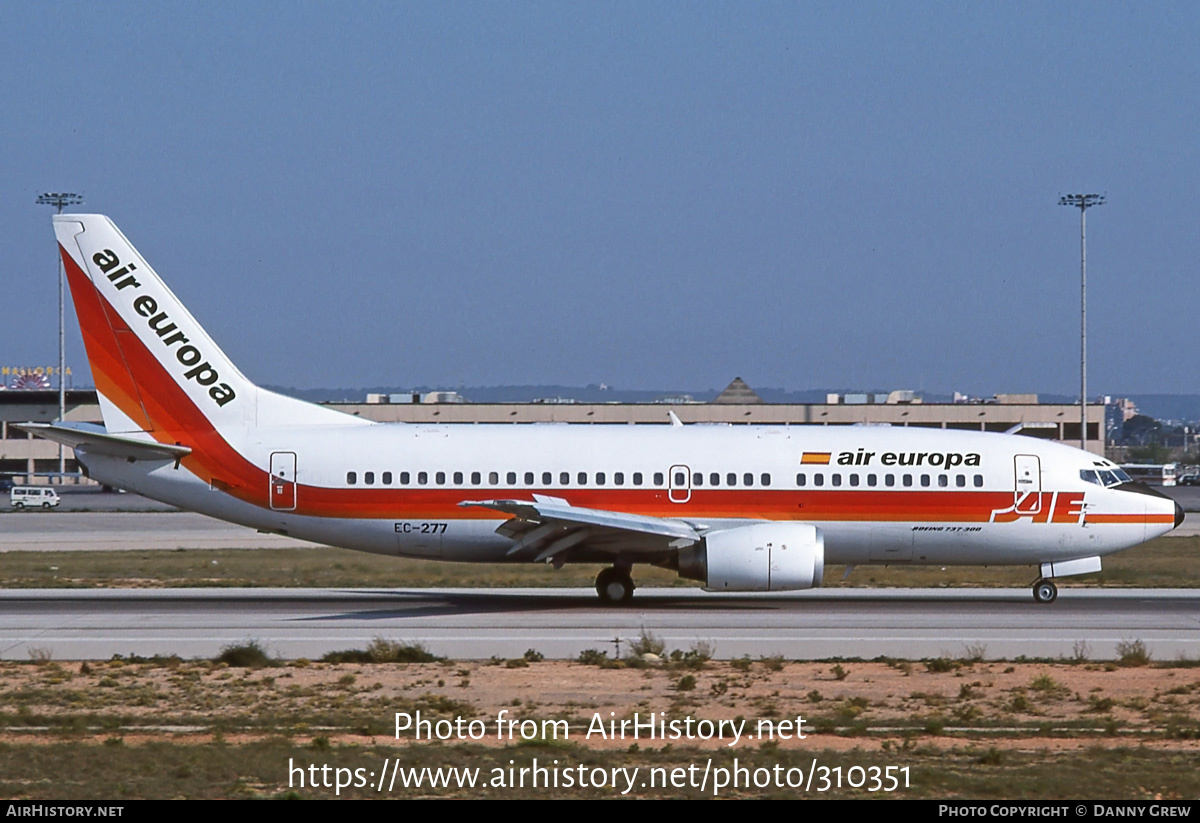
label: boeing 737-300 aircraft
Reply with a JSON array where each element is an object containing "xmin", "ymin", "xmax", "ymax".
[{"xmin": 21, "ymin": 215, "xmax": 1184, "ymax": 603}]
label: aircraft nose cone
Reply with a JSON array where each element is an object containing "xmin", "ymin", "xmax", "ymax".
[{"xmin": 1177, "ymin": 502, "xmax": 1186, "ymax": 529}]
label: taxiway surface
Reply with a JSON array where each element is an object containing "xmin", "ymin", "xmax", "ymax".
[{"xmin": 0, "ymin": 511, "xmax": 323, "ymax": 551}]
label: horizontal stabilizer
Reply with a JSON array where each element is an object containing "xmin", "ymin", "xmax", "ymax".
[{"xmin": 14, "ymin": 422, "xmax": 192, "ymax": 462}]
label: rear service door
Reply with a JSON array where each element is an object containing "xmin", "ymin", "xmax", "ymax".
[{"xmin": 270, "ymin": 452, "xmax": 297, "ymax": 511}]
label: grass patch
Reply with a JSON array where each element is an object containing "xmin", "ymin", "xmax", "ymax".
[{"xmin": 2, "ymin": 739, "xmax": 1198, "ymax": 799}]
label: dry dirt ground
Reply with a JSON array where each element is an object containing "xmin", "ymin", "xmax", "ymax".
[
  {"xmin": 5, "ymin": 654, "xmax": 1200, "ymax": 798},
  {"xmin": 5, "ymin": 654, "xmax": 1200, "ymax": 752}
]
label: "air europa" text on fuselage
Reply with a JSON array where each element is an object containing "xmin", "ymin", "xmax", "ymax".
[{"xmin": 835, "ymin": 449, "xmax": 982, "ymax": 468}]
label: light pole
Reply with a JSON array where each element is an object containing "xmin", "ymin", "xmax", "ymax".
[
  {"xmin": 1058, "ymin": 193, "xmax": 1104, "ymax": 451},
  {"xmin": 36, "ymin": 192, "xmax": 84, "ymax": 481}
]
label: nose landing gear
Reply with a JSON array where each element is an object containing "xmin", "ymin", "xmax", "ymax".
[{"xmin": 595, "ymin": 567, "xmax": 635, "ymax": 604}]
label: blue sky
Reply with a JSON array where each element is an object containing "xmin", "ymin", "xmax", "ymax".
[{"xmin": 2, "ymin": 2, "xmax": 1197, "ymax": 396}]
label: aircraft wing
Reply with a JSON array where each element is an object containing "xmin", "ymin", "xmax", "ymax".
[
  {"xmin": 458, "ymin": 495, "xmax": 702, "ymax": 563},
  {"xmin": 14, "ymin": 422, "xmax": 192, "ymax": 462}
]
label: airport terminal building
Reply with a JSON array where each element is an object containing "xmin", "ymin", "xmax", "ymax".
[{"xmin": 0, "ymin": 387, "xmax": 1107, "ymax": 485}]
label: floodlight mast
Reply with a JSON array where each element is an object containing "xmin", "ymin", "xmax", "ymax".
[
  {"xmin": 1058, "ymin": 193, "xmax": 1105, "ymax": 451},
  {"xmin": 36, "ymin": 192, "xmax": 84, "ymax": 480}
]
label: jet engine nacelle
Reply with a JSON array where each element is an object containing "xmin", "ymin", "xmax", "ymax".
[{"xmin": 678, "ymin": 522, "xmax": 825, "ymax": 592}]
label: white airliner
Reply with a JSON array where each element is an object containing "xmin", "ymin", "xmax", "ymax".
[{"xmin": 22, "ymin": 214, "xmax": 1183, "ymax": 604}]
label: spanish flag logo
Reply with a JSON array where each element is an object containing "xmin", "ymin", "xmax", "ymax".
[{"xmin": 801, "ymin": 452, "xmax": 831, "ymax": 465}]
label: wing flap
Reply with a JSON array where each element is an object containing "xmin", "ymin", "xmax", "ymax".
[{"xmin": 459, "ymin": 496, "xmax": 701, "ymax": 560}]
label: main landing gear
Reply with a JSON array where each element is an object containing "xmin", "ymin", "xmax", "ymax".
[
  {"xmin": 596, "ymin": 567, "xmax": 635, "ymax": 605},
  {"xmin": 1032, "ymin": 578, "xmax": 1058, "ymax": 604}
]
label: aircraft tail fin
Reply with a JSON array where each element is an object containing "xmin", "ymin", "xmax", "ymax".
[{"xmin": 53, "ymin": 214, "xmax": 362, "ymax": 439}]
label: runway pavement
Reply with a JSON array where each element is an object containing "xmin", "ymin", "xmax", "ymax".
[{"xmin": 3, "ymin": 586, "xmax": 1199, "ymax": 662}]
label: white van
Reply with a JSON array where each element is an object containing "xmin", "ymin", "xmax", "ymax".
[{"xmin": 10, "ymin": 486, "xmax": 61, "ymax": 509}]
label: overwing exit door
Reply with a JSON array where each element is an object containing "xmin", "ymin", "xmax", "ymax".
[
  {"xmin": 668, "ymin": 464, "xmax": 691, "ymax": 503},
  {"xmin": 270, "ymin": 451, "xmax": 297, "ymax": 511}
]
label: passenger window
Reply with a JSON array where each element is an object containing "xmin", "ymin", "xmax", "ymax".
[
  {"xmin": 653, "ymin": 472, "xmax": 664, "ymax": 486},
  {"xmin": 524, "ymin": 472, "xmax": 534, "ymax": 485},
  {"xmin": 902, "ymin": 474, "xmax": 913, "ymax": 487},
  {"xmin": 693, "ymin": 473, "xmax": 703, "ymax": 486},
  {"xmin": 727, "ymin": 473, "xmax": 737, "ymax": 486},
  {"xmin": 346, "ymin": 471, "xmax": 356, "ymax": 485},
  {"xmin": 710, "ymin": 473, "xmax": 720, "ymax": 486},
  {"xmin": 974, "ymin": 474, "xmax": 984, "ymax": 487},
  {"xmin": 867, "ymin": 474, "xmax": 877, "ymax": 486},
  {"xmin": 761, "ymin": 473, "xmax": 770, "ymax": 486},
  {"xmin": 506, "ymin": 472, "xmax": 517, "ymax": 485},
  {"xmin": 674, "ymin": 472, "xmax": 685, "ymax": 486},
  {"xmin": 542, "ymin": 472, "xmax": 552, "ymax": 485},
  {"xmin": 615, "ymin": 472, "xmax": 624, "ymax": 485},
  {"xmin": 743, "ymin": 473, "xmax": 754, "ymax": 487},
  {"xmin": 453, "ymin": 471, "xmax": 464, "ymax": 485},
  {"xmin": 796, "ymin": 473, "xmax": 806, "ymax": 487},
  {"xmin": 471, "ymin": 471, "xmax": 481, "ymax": 485},
  {"xmin": 560, "ymin": 472, "xmax": 570, "ymax": 485},
  {"xmin": 596, "ymin": 472, "xmax": 606, "ymax": 485},
  {"xmin": 885, "ymin": 474, "xmax": 895, "ymax": 487},
  {"xmin": 938, "ymin": 475, "xmax": 948, "ymax": 487},
  {"xmin": 831, "ymin": 474, "xmax": 842, "ymax": 487},
  {"xmin": 365, "ymin": 472, "xmax": 375, "ymax": 485},
  {"xmin": 920, "ymin": 474, "xmax": 930, "ymax": 487},
  {"xmin": 956, "ymin": 474, "xmax": 966, "ymax": 487},
  {"xmin": 383, "ymin": 472, "xmax": 392, "ymax": 485},
  {"xmin": 633, "ymin": 472, "xmax": 643, "ymax": 486},
  {"xmin": 578, "ymin": 472, "xmax": 588, "ymax": 485},
  {"xmin": 489, "ymin": 472, "xmax": 499, "ymax": 485},
  {"xmin": 849, "ymin": 474, "xmax": 859, "ymax": 487},
  {"xmin": 436, "ymin": 471, "xmax": 446, "ymax": 485},
  {"xmin": 814, "ymin": 474, "xmax": 825, "ymax": 487},
  {"xmin": 418, "ymin": 471, "xmax": 428, "ymax": 485},
  {"xmin": 401, "ymin": 471, "xmax": 411, "ymax": 485}
]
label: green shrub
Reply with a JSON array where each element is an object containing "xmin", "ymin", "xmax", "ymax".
[
  {"xmin": 215, "ymin": 640, "xmax": 275, "ymax": 669},
  {"xmin": 631, "ymin": 629, "xmax": 665, "ymax": 657},
  {"xmin": 1116, "ymin": 639, "xmax": 1151, "ymax": 667}
]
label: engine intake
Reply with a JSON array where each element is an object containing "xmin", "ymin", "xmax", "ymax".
[{"xmin": 678, "ymin": 522, "xmax": 825, "ymax": 591}]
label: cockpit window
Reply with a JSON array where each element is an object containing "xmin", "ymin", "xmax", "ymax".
[{"xmin": 1082, "ymin": 468, "xmax": 1133, "ymax": 488}]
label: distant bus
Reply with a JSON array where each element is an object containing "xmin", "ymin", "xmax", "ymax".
[{"xmin": 1120, "ymin": 463, "xmax": 1179, "ymax": 487}]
